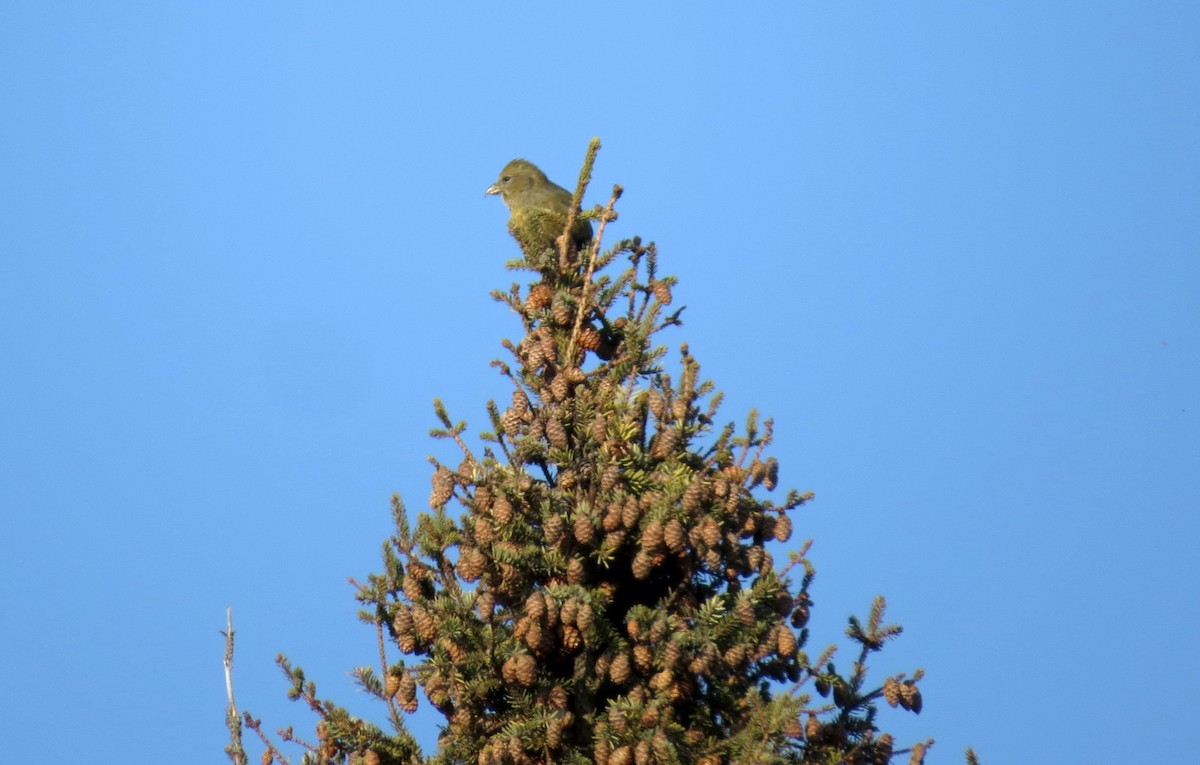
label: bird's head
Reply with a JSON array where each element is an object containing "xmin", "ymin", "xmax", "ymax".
[{"xmin": 485, "ymin": 159, "xmax": 551, "ymax": 208}]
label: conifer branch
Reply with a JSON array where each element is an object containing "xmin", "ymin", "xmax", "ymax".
[
  {"xmin": 561, "ymin": 136, "xmax": 601, "ymax": 271},
  {"xmin": 242, "ymin": 714, "xmax": 287, "ymax": 764},
  {"xmin": 567, "ymin": 184, "xmax": 623, "ymax": 364},
  {"xmin": 222, "ymin": 608, "xmax": 248, "ymax": 765}
]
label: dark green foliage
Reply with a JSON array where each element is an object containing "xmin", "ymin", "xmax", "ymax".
[{"xmin": 260, "ymin": 140, "xmax": 950, "ymax": 765}]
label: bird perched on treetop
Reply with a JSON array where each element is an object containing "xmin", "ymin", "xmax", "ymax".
[{"xmin": 486, "ymin": 159, "xmax": 593, "ymax": 255}]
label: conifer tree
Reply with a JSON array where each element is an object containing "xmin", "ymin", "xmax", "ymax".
[{"xmin": 236, "ymin": 139, "xmax": 971, "ymax": 765}]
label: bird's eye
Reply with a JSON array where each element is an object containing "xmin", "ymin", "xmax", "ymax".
[{"xmin": 502, "ymin": 176, "xmax": 511, "ymax": 182}]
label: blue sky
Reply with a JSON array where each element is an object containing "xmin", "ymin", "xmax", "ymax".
[{"xmin": 2, "ymin": 2, "xmax": 1197, "ymax": 762}]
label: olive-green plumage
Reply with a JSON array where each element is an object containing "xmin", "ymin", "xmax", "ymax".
[{"xmin": 486, "ymin": 159, "xmax": 593, "ymax": 254}]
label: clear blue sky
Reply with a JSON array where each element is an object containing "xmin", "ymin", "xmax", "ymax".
[{"xmin": 2, "ymin": 3, "xmax": 1197, "ymax": 762}]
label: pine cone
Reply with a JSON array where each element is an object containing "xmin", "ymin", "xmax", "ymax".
[
  {"xmin": 664, "ymin": 518, "xmax": 686, "ymax": 552},
  {"xmin": 402, "ymin": 568, "xmax": 427, "ymax": 603},
  {"xmin": 682, "ymin": 479, "xmax": 708, "ymax": 514},
  {"xmin": 545, "ymin": 417, "xmax": 569, "ymax": 450},
  {"xmin": 474, "ymin": 485, "xmax": 494, "ymax": 510},
  {"xmin": 651, "ymin": 280, "xmax": 672, "ymax": 306},
  {"xmin": 507, "ymin": 736, "xmax": 524, "ymax": 763},
  {"xmin": 747, "ymin": 545, "xmax": 764, "ymax": 570},
  {"xmin": 413, "ymin": 605, "xmax": 438, "ymax": 640},
  {"xmin": 493, "ymin": 496, "xmax": 514, "ymax": 525},
  {"xmin": 393, "ymin": 608, "xmax": 417, "ymax": 653},
  {"xmin": 724, "ymin": 643, "xmax": 748, "ymax": 669},
  {"xmin": 603, "ymin": 501, "xmax": 624, "ymax": 532},
  {"xmin": 511, "ymin": 389, "xmax": 530, "ymax": 416},
  {"xmin": 524, "ymin": 339, "xmax": 547, "ymax": 370},
  {"xmin": 626, "ymin": 618, "xmax": 642, "ymax": 641},
  {"xmin": 525, "ymin": 591, "xmax": 547, "ymax": 621},
  {"xmin": 600, "ymin": 463, "xmax": 621, "ymax": 493},
  {"xmin": 573, "ymin": 512, "xmax": 596, "ymax": 545},
  {"xmin": 458, "ymin": 547, "xmax": 486, "ymax": 582},
  {"xmin": 791, "ymin": 598, "xmax": 810, "ymax": 629},
  {"xmin": 774, "ymin": 513, "xmax": 793, "ymax": 542},
  {"xmin": 633, "ymin": 644, "xmax": 654, "ymax": 673},
  {"xmin": 883, "ymin": 677, "xmax": 901, "ymax": 707},
  {"xmin": 608, "ymin": 705, "xmax": 629, "ymax": 734},
  {"xmin": 543, "ymin": 373, "xmax": 565, "ymax": 403},
  {"xmin": 545, "ymin": 718, "xmax": 563, "ymax": 749},
  {"xmin": 430, "ymin": 466, "xmax": 455, "ymax": 507},
  {"xmin": 610, "ymin": 651, "xmax": 632, "ymax": 684},
  {"xmin": 671, "ymin": 397, "xmax": 688, "ymax": 421},
  {"xmin": 874, "ymin": 734, "xmax": 894, "ymax": 765},
  {"xmin": 764, "ymin": 457, "xmax": 779, "ymax": 491},
  {"xmin": 429, "ymin": 676, "xmax": 451, "ymax": 709},
  {"xmin": 578, "ymin": 325, "xmax": 602, "ymax": 352},
  {"xmin": 591, "ymin": 413, "xmax": 608, "ymax": 442},
  {"xmin": 777, "ymin": 626, "xmax": 797, "ymax": 657},
  {"xmin": 647, "ymin": 389, "xmax": 665, "ymax": 419},
  {"xmin": 594, "ymin": 738, "xmax": 612, "ymax": 765},
  {"xmin": 545, "ymin": 513, "xmax": 566, "ymax": 545},
  {"xmin": 650, "ymin": 668, "xmax": 673, "ymax": 691},
  {"xmin": 662, "ymin": 640, "xmax": 682, "ymax": 668},
  {"xmin": 524, "ymin": 622, "xmax": 543, "ymax": 651},
  {"xmin": 560, "ymin": 597, "xmax": 579, "ymax": 625},
  {"xmin": 621, "ymin": 496, "xmax": 641, "ymax": 528},
  {"xmin": 567, "ymin": 556, "xmax": 586, "ymax": 584},
  {"xmin": 397, "ymin": 672, "xmax": 417, "ymax": 712},
  {"xmin": 526, "ymin": 283, "xmax": 553, "ymax": 313},
  {"xmin": 538, "ymin": 327, "xmax": 557, "ymax": 360},
  {"xmin": 602, "ymin": 529, "xmax": 627, "ymax": 553},
  {"xmin": 501, "ymin": 407, "xmax": 524, "ymax": 436},
  {"xmin": 650, "ymin": 427, "xmax": 680, "ymax": 458},
  {"xmin": 701, "ymin": 547, "xmax": 719, "ymax": 571},
  {"xmin": 632, "ymin": 551, "xmax": 653, "ymax": 580},
  {"xmin": 561, "ymin": 624, "xmax": 583, "ymax": 652},
  {"xmin": 576, "ymin": 601, "xmax": 595, "ymax": 631},
  {"xmin": 508, "ymin": 653, "xmax": 536, "ymax": 687},
  {"xmin": 557, "ymin": 467, "xmax": 578, "ymax": 491},
  {"xmin": 609, "ymin": 745, "xmax": 633, "ymax": 765},
  {"xmin": 736, "ymin": 597, "xmax": 756, "ymax": 626},
  {"xmin": 551, "ymin": 294, "xmax": 573, "ymax": 325},
  {"xmin": 641, "ymin": 519, "xmax": 664, "ymax": 551},
  {"xmin": 477, "ymin": 590, "xmax": 495, "ymax": 622}
]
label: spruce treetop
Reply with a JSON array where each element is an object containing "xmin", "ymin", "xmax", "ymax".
[{"xmin": 239, "ymin": 139, "xmax": 965, "ymax": 765}]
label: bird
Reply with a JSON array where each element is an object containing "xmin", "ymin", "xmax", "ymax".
[{"xmin": 486, "ymin": 159, "xmax": 593, "ymax": 254}]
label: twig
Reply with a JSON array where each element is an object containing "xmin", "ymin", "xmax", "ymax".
[
  {"xmin": 244, "ymin": 715, "xmax": 290, "ymax": 764},
  {"xmin": 567, "ymin": 184, "xmax": 623, "ymax": 362},
  {"xmin": 560, "ymin": 137, "xmax": 601, "ymax": 271},
  {"xmin": 376, "ymin": 618, "xmax": 404, "ymax": 731},
  {"xmin": 223, "ymin": 607, "xmax": 248, "ymax": 765}
]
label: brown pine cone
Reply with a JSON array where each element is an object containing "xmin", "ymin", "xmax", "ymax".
[
  {"xmin": 632, "ymin": 551, "xmax": 653, "ymax": 580},
  {"xmin": 578, "ymin": 325, "xmax": 602, "ymax": 351},
  {"xmin": 664, "ymin": 518, "xmax": 686, "ymax": 552},
  {"xmin": 573, "ymin": 513, "xmax": 595, "ymax": 545},
  {"xmin": 525, "ymin": 283, "xmax": 553, "ymax": 313}
]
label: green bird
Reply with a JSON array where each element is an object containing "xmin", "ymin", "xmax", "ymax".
[{"xmin": 486, "ymin": 159, "xmax": 593, "ymax": 254}]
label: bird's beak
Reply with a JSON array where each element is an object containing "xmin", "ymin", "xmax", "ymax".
[{"xmin": 485, "ymin": 183, "xmax": 501, "ymax": 196}]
